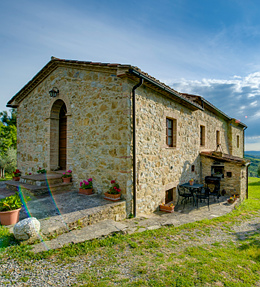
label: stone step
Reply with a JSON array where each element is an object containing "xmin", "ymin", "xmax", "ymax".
[
  {"xmin": 20, "ymin": 173, "xmax": 64, "ymax": 187},
  {"xmin": 31, "ymin": 219, "xmax": 128, "ymax": 253},
  {"xmin": 5, "ymin": 180, "xmax": 74, "ymax": 196}
]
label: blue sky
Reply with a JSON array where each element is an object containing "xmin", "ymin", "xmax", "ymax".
[{"xmin": 0, "ymin": 0, "xmax": 260, "ymax": 150}]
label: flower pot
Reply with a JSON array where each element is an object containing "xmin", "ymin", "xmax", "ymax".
[
  {"xmin": 189, "ymin": 180, "xmax": 194, "ymax": 186},
  {"xmin": 159, "ymin": 204, "xmax": 175, "ymax": 213},
  {"xmin": 62, "ymin": 177, "xmax": 71, "ymax": 183},
  {"xmin": 227, "ymin": 198, "xmax": 236, "ymax": 204},
  {"xmin": 104, "ymin": 192, "xmax": 121, "ymax": 201},
  {"xmin": 79, "ymin": 188, "xmax": 93, "ymax": 195},
  {"xmin": 0, "ymin": 208, "xmax": 21, "ymax": 225},
  {"xmin": 13, "ymin": 177, "xmax": 20, "ymax": 181}
]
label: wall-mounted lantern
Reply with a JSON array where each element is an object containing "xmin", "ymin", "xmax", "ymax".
[{"xmin": 49, "ymin": 87, "xmax": 59, "ymax": 97}]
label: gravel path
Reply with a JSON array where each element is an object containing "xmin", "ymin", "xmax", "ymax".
[{"xmin": 1, "ymin": 212, "xmax": 260, "ymax": 286}]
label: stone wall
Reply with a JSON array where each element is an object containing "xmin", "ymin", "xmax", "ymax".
[
  {"xmin": 17, "ymin": 65, "xmax": 133, "ymax": 215},
  {"xmin": 15, "ymin": 64, "xmax": 246, "ymax": 216},
  {"xmin": 135, "ymin": 84, "xmax": 245, "ymax": 215},
  {"xmin": 230, "ymin": 124, "xmax": 244, "ymax": 158}
]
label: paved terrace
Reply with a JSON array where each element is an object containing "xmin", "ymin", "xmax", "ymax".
[{"xmin": 0, "ymin": 181, "xmax": 238, "ymax": 253}]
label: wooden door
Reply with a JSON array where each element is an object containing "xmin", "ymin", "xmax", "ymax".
[{"xmin": 59, "ymin": 104, "xmax": 67, "ymax": 170}]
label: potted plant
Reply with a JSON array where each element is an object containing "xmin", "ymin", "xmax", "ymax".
[
  {"xmin": 0, "ymin": 192, "xmax": 30, "ymax": 225},
  {"xmin": 159, "ymin": 202, "xmax": 175, "ymax": 213},
  {"xmin": 13, "ymin": 169, "xmax": 21, "ymax": 181},
  {"xmin": 227, "ymin": 195, "xmax": 236, "ymax": 204},
  {"xmin": 62, "ymin": 170, "xmax": 72, "ymax": 183},
  {"xmin": 104, "ymin": 180, "xmax": 121, "ymax": 201},
  {"xmin": 37, "ymin": 167, "xmax": 47, "ymax": 174},
  {"xmin": 79, "ymin": 178, "xmax": 93, "ymax": 195},
  {"xmin": 189, "ymin": 178, "xmax": 194, "ymax": 186}
]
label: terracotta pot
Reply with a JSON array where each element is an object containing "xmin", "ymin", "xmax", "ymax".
[
  {"xmin": 79, "ymin": 188, "xmax": 93, "ymax": 195},
  {"xmin": 104, "ymin": 192, "xmax": 121, "ymax": 201},
  {"xmin": 189, "ymin": 180, "xmax": 194, "ymax": 186},
  {"xmin": 0, "ymin": 208, "xmax": 21, "ymax": 225},
  {"xmin": 13, "ymin": 177, "xmax": 20, "ymax": 181},
  {"xmin": 62, "ymin": 177, "xmax": 71, "ymax": 183},
  {"xmin": 227, "ymin": 198, "xmax": 236, "ymax": 204},
  {"xmin": 159, "ymin": 204, "xmax": 175, "ymax": 213}
]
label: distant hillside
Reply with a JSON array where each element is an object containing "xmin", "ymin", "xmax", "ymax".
[
  {"xmin": 245, "ymin": 151, "xmax": 260, "ymax": 158},
  {"xmin": 245, "ymin": 152, "xmax": 260, "ymax": 178}
]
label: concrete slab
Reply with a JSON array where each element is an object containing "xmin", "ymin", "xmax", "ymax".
[{"xmin": 32, "ymin": 219, "xmax": 126, "ymax": 253}]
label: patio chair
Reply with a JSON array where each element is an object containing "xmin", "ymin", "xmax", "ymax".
[
  {"xmin": 177, "ymin": 185, "xmax": 194, "ymax": 208},
  {"xmin": 209, "ymin": 185, "xmax": 220, "ymax": 202},
  {"xmin": 196, "ymin": 187, "xmax": 210, "ymax": 210}
]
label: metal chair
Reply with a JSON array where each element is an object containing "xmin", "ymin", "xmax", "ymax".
[
  {"xmin": 196, "ymin": 187, "xmax": 210, "ymax": 210},
  {"xmin": 205, "ymin": 176, "xmax": 221, "ymax": 202},
  {"xmin": 209, "ymin": 185, "xmax": 220, "ymax": 202},
  {"xmin": 177, "ymin": 185, "xmax": 194, "ymax": 208}
]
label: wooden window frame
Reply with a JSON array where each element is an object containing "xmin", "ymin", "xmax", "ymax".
[
  {"xmin": 166, "ymin": 117, "xmax": 176, "ymax": 148},
  {"xmin": 237, "ymin": 135, "xmax": 240, "ymax": 148},
  {"xmin": 165, "ymin": 188, "xmax": 174, "ymax": 204},
  {"xmin": 216, "ymin": 130, "xmax": 220, "ymax": 147},
  {"xmin": 200, "ymin": 125, "xmax": 205, "ymax": 146}
]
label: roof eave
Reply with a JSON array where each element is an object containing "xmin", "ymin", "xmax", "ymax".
[{"xmin": 128, "ymin": 68, "xmax": 204, "ymax": 111}]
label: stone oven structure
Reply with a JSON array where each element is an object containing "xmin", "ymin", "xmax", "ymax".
[{"xmin": 7, "ymin": 57, "xmax": 249, "ymax": 216}]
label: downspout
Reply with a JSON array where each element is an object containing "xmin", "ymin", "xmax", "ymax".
[
  {"xmin": 243, "ymin": 126, "xmax": 249, "ymax": 199},
  {"xmin": 243, "ymin": 126, "xmax": 247, "ymax": 158},
  {"xmin": 132, "ymin": 77, "xmax": 143, "ymax": 217}
]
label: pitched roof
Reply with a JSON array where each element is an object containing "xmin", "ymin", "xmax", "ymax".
[
  {"xmin": 6, "ymin": 57, "xmax": 246, "ymax": 128},
  {"xmin": 180, "ymin": 93, "xmax": 247, "ymax": 128}
]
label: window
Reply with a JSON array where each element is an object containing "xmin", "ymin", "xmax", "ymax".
[
  {"xmin": 216, "ymin": 130, "xmax": 220, "ymax": 147},
  {"xmin": 166, "ymin": 118, "xmax": 176, "ymax": 147},
  {"xmin": 237, "ymin": 135, "xmax": 240, "ymax": 148},
  {"xmin": 227, "ymin": 172, "xmax": 232, "ymax": 178},
  {"xmin": 200, "ymin": 125, "xmax": 205, "ymax": 146},
  {"xmin": 165, "ymin": 188, "xmax": 174, "ymax": 204}
]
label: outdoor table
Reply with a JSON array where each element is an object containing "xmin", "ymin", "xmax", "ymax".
[
  {"xmin": 180, "ymin": 183, "xmax": 204, "ymax": 190},
  {"xmin": 179, "ymin": 183, "xmax": 204, "ymax": 205}
]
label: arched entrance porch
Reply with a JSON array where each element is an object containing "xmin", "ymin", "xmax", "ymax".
[{"xmin": 50, "ymin": 99, "xmax": 67, "ymax": 170}]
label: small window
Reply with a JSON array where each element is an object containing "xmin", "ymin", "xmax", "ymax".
[
  {"xmin": 166, "ymin": 118, "xmax": 176, "ymax": 147},
  {"xmin": 237, "ymin": 135, "xmax": 240, "ymax": 148},
  {"xmin": 165, "ymin": 188, "xmax": 174, "ymax": 204},
  {"xmin": 200, "ymin": 125, "xmax": 205, "ymax": 146},
  {"xmin": 227, "ymin": 172, "xmax": 232, "ymax": 178},
  {"xmin": 216, "ymin": 130, "xmax": 220, "ymax": 147},
  {"xmin": 191, "ymin": 165, "xmax": 195, "ymax": 172}
]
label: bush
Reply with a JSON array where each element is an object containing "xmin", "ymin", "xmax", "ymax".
[{"xmin": 0, "ymin": 147, "xmax": 17, "ymax": 178}]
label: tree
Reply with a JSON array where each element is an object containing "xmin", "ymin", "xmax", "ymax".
[
  {"xmin": 0, "ymin": 109, "xmax": 17, "ymax": 177},
  {"xmin": 258, "ymin": 164, "xmax": 260, "ymax": 178},
  {"xmin": 0, "ymin": 109, "xmax": 16, "ymax": 126},
  {"xmin": 0, "ymin": 147, "xmax": 16, "ymax": 178}
]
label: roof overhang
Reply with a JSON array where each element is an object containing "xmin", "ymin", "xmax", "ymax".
[{"xmin": 200, "ymin": 150, "xmax": 250, "ymax": 166}]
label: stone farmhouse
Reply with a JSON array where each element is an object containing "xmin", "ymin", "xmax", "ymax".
[{"xmin": 7, "ymin": 57, "xmax": 249, "ymax": 216}]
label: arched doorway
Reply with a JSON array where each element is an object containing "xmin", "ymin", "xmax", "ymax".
[
  {"xmin": 59, "ymin": 103, "xmax": 67, "ymax": 170},
  {"xmin": 50, "ymin": 100, "xmax": 67, "ymax": 170}
]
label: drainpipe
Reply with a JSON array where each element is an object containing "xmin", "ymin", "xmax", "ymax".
[
  {"xmin": 132, "ymin": 77, "xmax": 143, "ymax": 217},
  {"xmin": 243, "ymin": 126, "xmax": 249, "ymax": 199},
  {"xmin": 243, "ymin": 126, "xmax": 247, "ymax": 158}
]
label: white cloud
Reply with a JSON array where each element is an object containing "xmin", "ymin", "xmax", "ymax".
[
  {"xmin": 245, "ymin": 142, "xmax": 260, "ymax": 151},
  {"xmin": 167, "ymin": 72, "xmax": 260, "ymax": 150}
]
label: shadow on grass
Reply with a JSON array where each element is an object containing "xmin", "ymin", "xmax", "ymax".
[
  {"xmin": 233, "ymin": 222, "xmax": 260, "ymax": 262},
  {"xmin": 249, "ymin": 181, "xmax": 260, "ymax": 187},
  {"xmin": 0, "ymin": 229, "xmax": 19, "ymax": 250}
]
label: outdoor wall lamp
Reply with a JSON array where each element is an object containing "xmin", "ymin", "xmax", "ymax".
[{"xmin": 49, "ymin": 87, "xmax": 59, "ymax": 97}]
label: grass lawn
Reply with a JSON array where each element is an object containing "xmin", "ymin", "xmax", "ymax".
[
  {"xmin": 0, "ymin": 178, "xmax": 260, "ymax": 286},
  {"xmin": 0, "ymin": 174, "xmax": 12, "ymax": 181}
]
